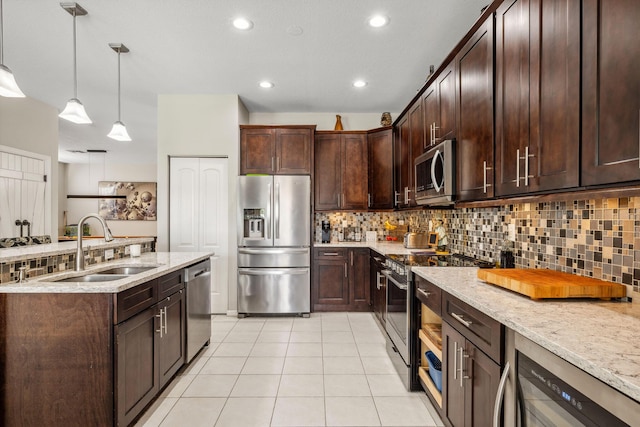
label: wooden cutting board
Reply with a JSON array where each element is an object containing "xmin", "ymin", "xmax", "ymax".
[{"xmin": 476, "ymin": 269, "xmax": 627, "ymax": 300}]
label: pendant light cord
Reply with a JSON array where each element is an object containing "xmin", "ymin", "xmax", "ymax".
[
  {"xmin": 72, "ymin": 7, "xmax": 78, "ymax": 99},
  {"xmin": 117, "ymin": 48, "xmax": 121, "ymax": 121}
]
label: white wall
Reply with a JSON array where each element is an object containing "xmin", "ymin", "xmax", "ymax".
[
  {"xmin": 0, "ymin": 96, "xmax": 59, "ymax": 240},
  {"xmin": 157, "ymin": 94, "xmax": 247, "ymax": 311},
  {"xmin": 249, "ymin": 112, "xmax": 399, "ymax": 131},
  {"xmin": 63, "ymin": 162, "xmax": 158, "ymax": 237}
]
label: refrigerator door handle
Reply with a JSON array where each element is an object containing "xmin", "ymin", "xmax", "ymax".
[
  {"xmin": 239, "ymin": 268, "xmax": 309, "ymax": 275},
  {"xmin": 275, "ymin": 182, "xmax": 280, "ymax": 240},
  {"xmin": 238, "ymin": 248, "xmax": 309, "ymax": 255},
  {"xmin": 266, "ymin": 182, "xmax": 272, "ymax": 239}
]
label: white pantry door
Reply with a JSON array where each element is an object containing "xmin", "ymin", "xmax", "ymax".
[{"xmin": 169, "ymin": 157, "xmax": 229, "ymax": 314}]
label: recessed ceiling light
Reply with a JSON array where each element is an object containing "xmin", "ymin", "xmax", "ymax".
[
  {"xmin": 233, "ymin": 17, "xmax": 253, "ymax": 30},
  {"xmin": 259, "ymin": 81, "xmax": 274, "ymax": 88},
  {"xmin": 368, "ymin": 15, "xmax": 389, "ymax": 28},
  {"xmin": 353, "ymin": 80, "xmax": 367, "ymax": 88}
]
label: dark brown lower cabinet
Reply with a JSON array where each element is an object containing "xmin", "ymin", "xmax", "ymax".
[
  {"xmin": 313, "ymin": 247, "xmax": 370, "ymax": 312},
  {"xmin": 442, "ymin": 321, "xmax": 501, "ymax": 427},
  {"xmin": 0, "ymin": 270, "xmax": 188, "ymax": 427},
  {"xmin": 116, "ymin": 289, "xmax": 185, "ymax": 426}
]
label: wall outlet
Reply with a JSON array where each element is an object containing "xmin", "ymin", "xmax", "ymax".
[
  {"xmin": 398, "ymin": 219, "xmax": 405, "ymax": 225},
  {"xmin": 342, "ymin": 220, "xmax": 348, "ymax": 227},
  {"xmin": 508, "ymin": 223, "xmax": 516, "ymax": 241},
  {"xmin": 104, "ymin": 249, "xmax": 114, "ymax": 260},
  {"xmin": 124, "ymin": 246, "xmax": 130, "ymax": 255}
]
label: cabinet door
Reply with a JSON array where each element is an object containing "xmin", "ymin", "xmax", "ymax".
[
  {"xmin": 408, "ymin": 100, "xmax": 424, "ymax": 207},
  {"xmin": 313, "ymin": 255, "xmax": 349, "ymax": 310},
  {"xmin": 314, "ymin": 133, "xmax": 341, "ymax": 210},
  {"xmin": 443, "ymin": 322, "xmax": 465, "ymax": 427},
  {"xmin": 582, "ymin": 0, "xmax": 640, "ymax": 186},
  {"xmin": 438, "ymin": 63, "xmax": 457, "ymax": 142},
  {"xmin": 394, "ymin": 116, "xmax": 411, "ymax": 208},
  {"xmin": 240, "ymin": 128, "xmax": 275, "ymax": 174},
  {"xmin": 275, "ymin": 128, "xmax": 311, "ymax": 174},
  {"xmin": 115, "ymin": 306, "xmax": 159, "ymax": 427},
  {"xmin": 496, "ymin": 0, "xmax": 580, "ymax": 196},
  {"xmin": 341, "ymin": 133, "xmax": 368, "ymax": 210},
  {"xmin": 158, "ymin": 291, "xmax": 186, "ymax": 387},
  {"xmin": 368, "ymin": 128, "xmax": 394, "ymax": 209},
  {"xmin": 495, "ymin": 0, "xmax": 531, "ymax": 196},
  {"xmin": 529, "ymin": 0, "xmax": 580, "ymax": 192},
  {"xmin": 465, "ymin": 342, "xmax": 501, "ymax": 427},
  {"xmin": 423, "ymin": 85, "xmax": 439, "ymax": 149},
  {"xmin": 456, "ymin": 18, "xmax": 495, "ymax": 201},
  {"xmin": 349, "ymin": 249, "xmax": 371, "ymax": 310}
]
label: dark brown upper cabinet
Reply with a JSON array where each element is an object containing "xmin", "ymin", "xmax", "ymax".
[
  {"xmin": 314, "ymin": 131, "xmax": 368, "ymax": 211},
  {"xmin": 424, "ymin": 63, "xmax": 457, "ymax": 150},
  {"xmin": 367, "ymin": 127, "xmax": 394, "ymax": 209},
  {"xmin": 456, "ymin": 16, "xmax": 495, "ymax": 201},
  {"xmin": 581, "ymin": 0, "xmax": 640, "ymax": 186},
  {"xmin": 240, "ymin": 125, "xmax": 314, "ymax": 175},
  {"xmin": 495, "ymin": 0, "xmax": 580, "ymax": 196},
  {"xmin": 394, "ymin": 115, "xmax": 411, "ymax": 208}
]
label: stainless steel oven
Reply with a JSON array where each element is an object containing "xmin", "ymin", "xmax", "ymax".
[{"xmin": 499, "ymin": 331, "xmax": 639, "ymax": 427}]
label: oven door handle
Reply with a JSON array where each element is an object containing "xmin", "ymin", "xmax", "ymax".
[
  {"xmin": 493, "ymin": 361, "xmax": 510, "ymax": 427},
  {"xmin": 382, "ymin": 270, "xmax": 407, "ymax": 291}
]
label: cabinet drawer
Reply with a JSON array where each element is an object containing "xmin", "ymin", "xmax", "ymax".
[
  {"xmin": 314, "ymin": 248, "xmax": 347, "ymax": 260},
  {"xmin": 415, "ymin": 276, "xmax": 442, "ymax": 316},
  {"xmin": 115, "ymin": 279, "xmax": 158, "ymax": 324},
  {"xmin": 158, "ymin": 270, "xmax": 184, "ymax": 300},
  {"xmin": 443, "ymin": 292, "xmax": 503, "ymax": 364}
]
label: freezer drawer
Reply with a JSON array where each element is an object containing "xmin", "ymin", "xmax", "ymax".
[
  {"xmin": 238, "ymin": 267, "xmax": 310, "ymax": 314},
  {"xmin": 238, "ymin": 247, "xmax": 310, "ymax": 268}
]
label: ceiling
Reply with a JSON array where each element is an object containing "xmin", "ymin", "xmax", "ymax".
[{"xmin": 3, "ymin": 0, "xmax": 489, "ymax": 164}]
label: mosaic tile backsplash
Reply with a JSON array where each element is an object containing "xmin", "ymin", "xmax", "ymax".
[
  {"xmin": 0, "ymin": 241, "xmax": 154, "ymax": 284},
  {"xmin": 315, "ymin": 197, "xmax": 640, "ymax": 293}
]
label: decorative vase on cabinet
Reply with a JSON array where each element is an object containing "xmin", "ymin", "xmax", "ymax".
[{"xmin": 334, "ymin": 115, "xmax": 343, "ymax": 130}]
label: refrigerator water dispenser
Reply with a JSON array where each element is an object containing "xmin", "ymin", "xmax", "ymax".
[{"xmin": 243, "ymin": 209, "xmax": 265, "ymax": 239}]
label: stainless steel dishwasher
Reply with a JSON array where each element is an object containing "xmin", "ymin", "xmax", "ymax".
[{"xmin": 184, "ymin": 259, "xmax": 211, "ymax": 362}]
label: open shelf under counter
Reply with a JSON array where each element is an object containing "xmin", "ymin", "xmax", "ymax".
[
  {"xmin": 418, "ymin": 366, "xmax": 442, "ymax": 408},
  {"xmin": 419, "ymin": 325, "xmax": 442, "ymax": 360}
]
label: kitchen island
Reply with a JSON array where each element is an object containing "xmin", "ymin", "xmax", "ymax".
[
  {"xmin": 412, "ymin": 266, "xmax": 640, "ymax": 417},
  {"xmin": 0, "ymin": 249, "xmax": 212, "ymax": 427}
]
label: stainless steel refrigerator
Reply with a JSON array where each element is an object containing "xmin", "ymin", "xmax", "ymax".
[{"xmin": 237, "ymin": 175, "xmax": 310, "ymax": 317}]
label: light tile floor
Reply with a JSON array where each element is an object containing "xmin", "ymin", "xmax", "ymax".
[{"xmin": 135, "ymin": 312, "xmax": 444, "ymax": 427}]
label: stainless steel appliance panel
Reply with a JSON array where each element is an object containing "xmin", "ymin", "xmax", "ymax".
[
  {"xmin": 237, "ymin": 175, "xmax": 273, "ymax": 247},
  {"xmin": 414, "ymin": 139, "xmax": 455, "ymax": 206},
  {"xmin": 273, "ymin": 175, "xmax": 311, "ymax": 247},
  {"xmin": 238, "ymin": 267, "xmax": 310, "ymax": 314},
  {"xmin": 238, "ymin": 247, "xmax": 310, "ymax": 268},
  {"xmin": 184, "ymin": 259, "xmax": 211, "ymax": 362},
  {"xmin": 384, "ymin": 270, "xmax": 409, "ymax": 363}
]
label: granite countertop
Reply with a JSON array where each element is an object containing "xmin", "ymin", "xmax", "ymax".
[
  {"xmin": 0, "ymin": 237, "xmax": 155, "ymax": 262},
  {"xmin": 0, "ymin": 251, "xmax": 213, "ymax": 293},
  {"xmin": 412, "ymin": 266, "xmax": 640, "ymax": 403},
  {"xmin": 314, "ymin": 241, "xmax": 439, "ymax": 256}
]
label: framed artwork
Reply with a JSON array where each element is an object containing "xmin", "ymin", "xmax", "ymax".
[{"xmin": 98, "ymin": 181, "xmax": 157, "ymax": 221}]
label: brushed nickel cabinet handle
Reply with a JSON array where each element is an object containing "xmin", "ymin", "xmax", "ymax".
[
  {"xmin": 524, "ymin": 146, "xmax": 534, "ymax": 186},
  {"xmin": 451, "ymin": 312, "xmax": 472, "ymax": 328},
  {"xmin": 344, "ymin": 262, "xmax": 347, "ymax": 278},
  {"xmin": 394, "ymin": 191, "xmax": 401, "ymax": 206},
  {"xmin": 483, "ymin": 161, "xmax": 493, "ymax": 193},
  {"xmin": 454, "ymin": 341, "xmax": 458, "ymax": 380},
  {"xmin": 515, "ymin": 148, "xmax": 520, "ymax": 187},
  {"xmin": 368, "ymin": 193, "xmax": 371, "ymax": 208},
  {"xmin": 323, "ymin": 252, "xmax": 340, "ymax": 256},
  {"xmin": 271, "ymin": 156, "xmax": 275, "ymax": 172}
]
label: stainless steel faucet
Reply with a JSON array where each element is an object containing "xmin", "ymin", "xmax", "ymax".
[{"xmin": 75, "ymin": 214, "xmax": 114, "ymax": 271}]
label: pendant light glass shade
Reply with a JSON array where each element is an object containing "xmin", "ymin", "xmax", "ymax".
[
  {"xmin": 59, "ymin": 97, "xmax": 92, "ymax": 124},
  {"xmin": 107, "ymin": 121, "xmax": 131, "ymax": 141},
  {"xmin": 107, "ymin": 43, "xmax": 131, "ymax": 141},
  {"xmin": 0, "ymin": 0, "xmax": 25, "ymax": 97},
  {"xmin": 59, "ymin": 3, "xmax": 91, "ymax": 124},
  {"xmin": 0, "ymin": 64, "xmax": 25, "ymax": 97}
]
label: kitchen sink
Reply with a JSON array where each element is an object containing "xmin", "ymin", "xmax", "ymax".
[
  {"xmin": 51, "ymin": 266, "xmax": 157, "ymax": 283},
  {"xmin": 53, "ymin": 274, "xmax": 131, "ymax": 283},
  {"xmin": 97, "ymin": 266, "xmax": 156, "ymax": 275}
]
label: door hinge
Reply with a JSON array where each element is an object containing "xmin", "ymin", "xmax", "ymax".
[{"xmin": 43, "ymin": 174, "xmax": 47, "ymax": 182}]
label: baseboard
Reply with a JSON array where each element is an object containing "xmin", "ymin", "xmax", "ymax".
[{"xmin": 226, "ymin": 309, "xmax": 238, "ymax": 317}]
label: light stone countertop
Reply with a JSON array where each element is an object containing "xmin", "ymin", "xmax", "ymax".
[
  {"xmin": 314, "ymin": 241, "xmax": 438, "ymax": 256},
  {"xmin": 0, "ymin": 251, "xmax": 213, "ymax": 293},
  {"xmin": 0, "ymin": 237, "xmax": 155, "ymax": 262},
  {"xmin": 412, "ymin": 266, "xmax": 640, "ymax": 403}
]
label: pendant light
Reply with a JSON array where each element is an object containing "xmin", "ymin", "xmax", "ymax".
[
  {"xmin": 107, "ymin": 43, "xmax": 131, "ymax": 141},
  {"xmin": 0, "ymin": 0, "xmax": 25, "ymax": 97},
  {"xmin": 59, "ymin": 2, "xmax": 91, "ymax": 124}
]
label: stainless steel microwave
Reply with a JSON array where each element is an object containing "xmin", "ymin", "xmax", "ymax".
[{"xmin": 414, "ymin": 139, "xmax": 455, "ymax": 206}]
